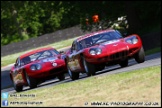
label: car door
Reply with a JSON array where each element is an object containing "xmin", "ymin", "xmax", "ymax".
[
  {"xmin": 68, "ymin": 41, "xmax": 82, "ymax": 72},
  {"xmin": 72, "ymin": 41, "xmax": 83, "ymax": 71},
  {"xmin": 67, "ymin": 42, "xmax": 75, "ymax": 71}
]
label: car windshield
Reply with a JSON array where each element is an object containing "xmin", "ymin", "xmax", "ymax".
[
  {"xmin": 20, "ymin": 49, "xmax": 59, "ymax": 65},
  {"xmin": 78, "ymin": 31, "xmax": 123, "ymax": 49}
]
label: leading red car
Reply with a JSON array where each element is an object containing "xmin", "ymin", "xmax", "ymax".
[
  {"xmin": 10, "ymin": 47, "xmax": 67, "ymax": 92},
  {"xmin": 65, "ymin": 29, "xmax": 145, "ymax": 80}
]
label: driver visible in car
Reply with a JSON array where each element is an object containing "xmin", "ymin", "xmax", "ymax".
[
  {"xmin": 80, "ymin": 40, "xmax": 87, "ymax": 48},
  {"xmin": 80, "ymin": 38, "xmax": 93, "ymax": 48}
]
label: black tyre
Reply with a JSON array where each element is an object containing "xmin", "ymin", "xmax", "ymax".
[
  {"xmin": 12, "ymin": 80, "xmax": 23, "ymax": 92},
  {"xmin": 95, "ymin": 64, "xmax": 105, "ymax": 71},
  {"xmin": 82, "ymin": 57, "xmax": 96, "ymax": 76},
  {"xmin": 119, "ymin": 59, "xmax": 128, "ymax": 67},
  {"xmin": 67, "ymin": 64, "xmax": 79, "ymax": 80},
  {"xmin": 57, "ymin": 74, "xmax": 65, "ymax": 81},
  {"xmin": 135, "ymin": 46, "xmax": 145, "ymax": 63},
  {"xmin": 25, "ymin": 72, "xmax": 37, "ymax": 89}
]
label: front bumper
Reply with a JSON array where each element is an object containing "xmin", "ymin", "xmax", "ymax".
[
  {"xmin": 86, "ymin": 46, "xmax": 141, "ymax": 64},
  {"xmin": 27, "ymin": 62, "xmax": 67, "ymax": 78}
]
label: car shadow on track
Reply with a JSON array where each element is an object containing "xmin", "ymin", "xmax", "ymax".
[
  {"xmin": 95, "ymin": 62, "xmax": 137, "ymax": 76},
  {"xmin": 64, "ymin": 62, "xmax": 138, "ymax": 83},
  {"xmin": 17, "ymin": 78, "xmax": 70, "ymax": 93}
]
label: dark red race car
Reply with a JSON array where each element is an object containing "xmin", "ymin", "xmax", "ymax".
[
  {"xmin": 10, "ymin": 47, "xmax": 67, "ymax": 92},
  {"xmin": 65, "ymin": 29, "xmax": 145, "ymax": 80}
]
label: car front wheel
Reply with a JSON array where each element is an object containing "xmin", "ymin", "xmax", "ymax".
[
  {"xmin": 57, "ymin": 74, "xmax": 65, "ymax": 81},
  {"xmin": 67, "ymin": 64, "xmax": 79, "ymax": 80},
  {"xmin": 12, "ymin": 79, "xmax": 23, "ymax": 92},
  {"xmin": 25, "ymin": 72, "xmax": 37, "ymax": 89},
  {"xmin": 135, "ymin": 46, "xmax": 145, "ymax": 63},
  {"xmin": 82, "ymin": 56, "xmax": 96, "ymax": 76}
]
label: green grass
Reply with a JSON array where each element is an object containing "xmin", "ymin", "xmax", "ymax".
[
  {"xmin": 145, "ymin": 47, "xmax": 161, "ymax": 55},
  {"xmin": 5, "ymin": 65, "xmax": 161, "ymax": 107}
]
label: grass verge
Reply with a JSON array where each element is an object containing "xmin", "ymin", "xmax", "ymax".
[
  {"xmin": 145, "ymin": 47, "xmax": 161, "ymax": 55},
  {"xmin": 5, "ymin": 65, "xmax": 161, "ymax": 107}
]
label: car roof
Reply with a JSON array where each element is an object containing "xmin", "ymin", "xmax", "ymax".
[
  {"xmin": 77, "ymin": 29, "xmax": 115, "ymax": 42},
  {"xmin": 19, "ymin": 47, "xmax": 55, "ymax": 59}
]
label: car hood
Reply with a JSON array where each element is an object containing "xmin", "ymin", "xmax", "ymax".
[
  {"xmin": 89, "ymin": 39, "xmax": 128, "ymax": 54},
  {"xmin": 30, "ymin": 56, "xmax": 62, "ymax": 65},
  {"xmin": 10, "ymin": 56, "xmax": 64, "ymax": 72}
]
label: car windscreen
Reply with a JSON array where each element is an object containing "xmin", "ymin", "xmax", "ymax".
[
  {"xmin": 78, "ymin": 31, "xmax": 123, "ymax": 49},
  {"xmin": 20, "ymin": 49, "xmax": 59, "ymax": 65}
]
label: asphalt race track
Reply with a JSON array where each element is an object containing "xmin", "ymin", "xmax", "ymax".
[{"xmin": 1, "ymin": 52, "xmax": 161, "ymax": 94}]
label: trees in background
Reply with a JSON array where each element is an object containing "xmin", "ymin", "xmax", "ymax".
[{"xmin": 1, "ymin": 1, "xmax": 161, "ymax": 45}]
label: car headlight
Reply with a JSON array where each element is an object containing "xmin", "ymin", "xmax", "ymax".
[
  {"xmin": 89, "ymin": 49, "xmax": 96, "ymax": 55},
  {"xmin": 132, "ymin": 37, "xmax": 138, "ymax": 44},
  {"xmin": 89, "ymin": 48, "xmax": 102, "ymax": 55},
  {"xmin": 30, "ymin": 65, "xmax": 36, "ymax": 71},
  {"xmin": 96, "ymin": 48, "xmax": 102, "ymax": 55},
  {"xmin": 126, "ymin": 36, "xmax": 138, "ymax": 44},
  {"xmin": 36, "ymin": 64, "xmax": 42, "ymax": 70},
  {"xmin": 126, "ymin": 39, "xmax": 132, "ymax": 44},
  {"xmin": 30, "ymin": 64, "xmax": 42, "ymax": 71}
]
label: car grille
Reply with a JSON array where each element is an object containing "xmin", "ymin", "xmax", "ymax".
[{"xmin": 109, "ymin": 50, "xmax": 128, "ymax": 60}]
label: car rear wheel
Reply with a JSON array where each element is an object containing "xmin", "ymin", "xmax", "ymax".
[
  {"xmin": 119, "ymin": 59, "xmax": 128, "ymax": 67},
  {"xmin": 12, "ymin": 79, "xmax": 23, "ymax": 92},
  {"xmin": 135, "ymin": 46, "xmax": 145, "ymax": 63},
  {"xmin": 67, "ymin": 64, "xmax": 79, "ymax": 80},
  {"xmin": 57, "ymin": 74, "xmax": 65, "ymax": 81},
  {"xmin": 82, "ymin": 57, "xmax": 96, "ymax": 76},
  {"xmin": 25, "ymin": 72, "xmax": 37, "ymax": 89},
  {"xmin": 10, "ymin": 74, "xmax": 23, "ymax": 92},
  {"xmin": 14, "ymin": 84, "xmax": 23, "ymax": 92}
]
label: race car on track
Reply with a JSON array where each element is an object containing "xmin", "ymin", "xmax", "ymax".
[
  {"xmin": 65, "ymin": 29, "xmax": 145, "ymax": 80},
  {"xmin": 10, "ymin": 47, "xmax": 67, "ymax": 92}
]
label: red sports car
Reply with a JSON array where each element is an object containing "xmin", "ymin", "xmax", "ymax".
[
  {"xmin": 65, "ymin": 29, "xmax": 145, "ymax": 80},
  {"xmin": 10, "ymin": 47, "xmax": 67, "ymax": 92}
]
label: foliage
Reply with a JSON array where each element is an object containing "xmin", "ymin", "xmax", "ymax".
[{"xmin": 1, "ymin": 1, "xmax": 161, "ymax": 45}]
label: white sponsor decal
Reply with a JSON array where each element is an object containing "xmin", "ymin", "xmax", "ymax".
[{"xmin": 52, "ymin": 63, "xmax": 57, "ymax": 67}]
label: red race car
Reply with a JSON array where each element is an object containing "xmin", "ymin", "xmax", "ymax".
[
  {"xmin": 65, "ymin": 29, "xmax": 145, "ymax": 80},
  {"xmin": 10, "ymin": 47, "xmax": 67, "ymax": 92}
]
